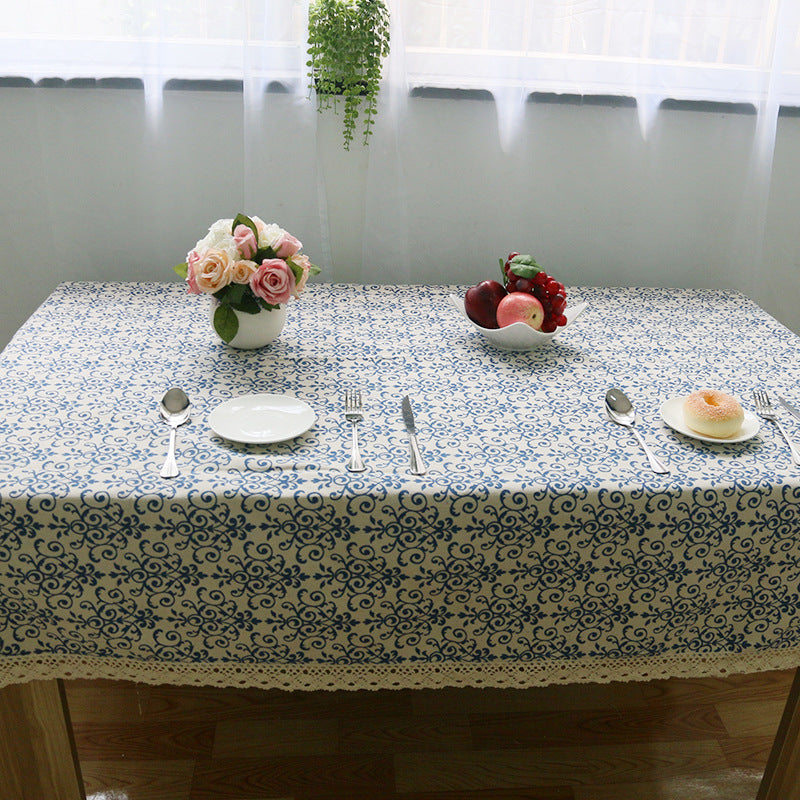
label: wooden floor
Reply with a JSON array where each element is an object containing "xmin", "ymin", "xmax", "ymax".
[{"xmin": 64, "ymin": 669, "xmax": 794, "ymax": 800}]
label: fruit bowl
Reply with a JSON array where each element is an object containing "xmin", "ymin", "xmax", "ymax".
[{"xmin": 449, "ymin": 294, "xmax": 588, "ymax": 350}]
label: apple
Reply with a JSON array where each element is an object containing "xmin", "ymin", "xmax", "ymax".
[
  {"xmin": 464, "ymin": 280, "xmax": 507, "ymax": 329},
  {"xmin": 496, "ymin": 292, "xmax": 545, "ymax": 330}
]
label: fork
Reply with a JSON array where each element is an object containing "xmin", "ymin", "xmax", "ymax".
[
  {"xmin": 344, "ymin": 389, "xmax": 366, "ymax": 472},
  {"xmin": 752, "ymin": 389, "xmax": 800, "ymax": 465}
]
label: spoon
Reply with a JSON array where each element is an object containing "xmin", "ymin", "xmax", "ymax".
[
  {"xmin": 159, "ymin": 388, "xmax": 191, "ymax": 479},
  {"xmin": 605, "ymin": 388, "xmax": 670, "ymax": 474}
]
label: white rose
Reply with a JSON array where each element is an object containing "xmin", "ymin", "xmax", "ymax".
[
  {"xmin": 195, "ymin": 218, "xmax": 234, "ymax": 251},
  {"xmin": 192, "ymin": 219, "xmax": 238, "ymax": 262},
  {"xmin": 252, "ymin": 217, "xmax": 284, "ymax": 250}
]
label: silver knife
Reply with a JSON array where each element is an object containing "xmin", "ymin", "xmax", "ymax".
[
  {"xmin": 777, "ymin": 395, "xmax": 800, "ymax": 422},
  {"xmin": 402, "ymin": 395, "xmax": 427, "ymax": 475}
]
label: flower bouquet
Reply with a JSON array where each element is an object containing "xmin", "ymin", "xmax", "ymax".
[{"xmin": 174, "ymin": 214, "xmax": 320, "ymax": 345}]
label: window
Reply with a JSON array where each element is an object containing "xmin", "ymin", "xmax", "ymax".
[
  {"xmin": 4, "ymin": 1, "xmax": 800, "ymax": 108},
  {"xmin": 1, "ymin": 1, "xmax": 306, "ymax": 89},
  {"xmin": 401, "ymin": 1, "xmax": 800, "ymax": 107}
]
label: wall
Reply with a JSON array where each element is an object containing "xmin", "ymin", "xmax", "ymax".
[{"xmin": 1, "ymin": 84, "xmax": 799, "ymax": 349}]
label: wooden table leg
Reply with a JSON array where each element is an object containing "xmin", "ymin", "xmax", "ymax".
[
  {"xmin": 0, "ymin": 679, "xmax": 85, "ymax": 800},
  {"xmin": 757, "ymin": 666, "xmax": 800, "ymax": 800}
]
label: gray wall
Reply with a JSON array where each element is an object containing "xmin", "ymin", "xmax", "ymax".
[{"xmin": 1, "ymin": 85, "xmax": 799, "ymax": 348}]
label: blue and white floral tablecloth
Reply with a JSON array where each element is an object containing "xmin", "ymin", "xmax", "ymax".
[{"xmin": 2, "ymin": 281, "xmax": 800, "ymax": 691}]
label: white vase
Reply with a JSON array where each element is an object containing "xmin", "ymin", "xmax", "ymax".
[{"xmin": 210, "ymin": 303, "xmax": 287, "ymax": 349}]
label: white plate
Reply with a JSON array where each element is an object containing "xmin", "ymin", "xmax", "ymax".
[
  {"xmin": 660, "ymin": 395, "xmax": 760, "ymax": 444},
  {"xmin": 208, "ymin": 393, "xmax": 316, "ymax": 444},
  {"xmin": 449, "ymin": 294, "xmax": 588, "ymax": 351}
]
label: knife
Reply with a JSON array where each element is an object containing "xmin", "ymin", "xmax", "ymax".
[
  {"xmin": 402, "ymin": 395, "xmax": 427, "ymax": 475},
  {"xmin": 776, "ymin": 395, "xmax": 800, "ymax": 422}
]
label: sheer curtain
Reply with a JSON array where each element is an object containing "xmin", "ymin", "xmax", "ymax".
[{"xmin": 3, "ymin": 1, "xmax": 800, "ymax": 337}]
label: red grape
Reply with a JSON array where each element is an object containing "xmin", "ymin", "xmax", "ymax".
[{"xmin": 515, "ymin": 278, "xmax": 534, "ymax": 293}]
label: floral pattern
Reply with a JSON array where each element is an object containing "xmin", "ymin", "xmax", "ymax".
[{"xmin": 2, "ymin": 281, "xmax": 800, "ymax": 690}]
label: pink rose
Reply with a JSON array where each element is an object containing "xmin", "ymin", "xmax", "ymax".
[
  {"xmin": 186, "ymin": 250, "xmax": 202, "ymax": 294},
  {"xmin": 230, "ymin": 259, "xmax": 258, "ymax": 284},
  {"xmin": 233, "ymin": 224, "xmax": 257, "ymax": 259},
  {"xmin": 249, "ymin": 258, "xmax": 296, "ymax": 305},
  {"xmin": 193, "ymin": 248, "xmax": 233, "ymax": 293},
  {"xmin": 289, "ymin": 253, "xmax": 312, "ymax": 297},
  {"xmin": 274, "ymin": 232, "xmax": 302, "ymax": 259}
]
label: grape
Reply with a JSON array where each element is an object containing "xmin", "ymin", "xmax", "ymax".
[
  {"xmin": 496, "ymin": 252, "xmax": 569, "ymax": 330},
  {"xmin": 515, "ymin": 278, "xmax": 534, "ymax": 293}
]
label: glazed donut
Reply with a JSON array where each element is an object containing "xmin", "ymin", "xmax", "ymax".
[{"xmin": 683, "ymin": 389, "xmax": 744, "ymax": 438}]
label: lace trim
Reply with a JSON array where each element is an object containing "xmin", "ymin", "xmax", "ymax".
[{"xmin": 2, "ymin": 650, "xmax": 799, "ymax": 691}]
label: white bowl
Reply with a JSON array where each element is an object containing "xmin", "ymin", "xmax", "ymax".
[{"xmin": 449, "ymin": 294, "xmax": 588, "ymax": 351}]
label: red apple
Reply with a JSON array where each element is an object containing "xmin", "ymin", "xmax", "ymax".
[
  {"xmin": 496, "ymin": 292, "xmax": 545, "ymax": 330},
  {"xmin": 464, "ymin": 280, "xmax": 507, "ymax": 329}
]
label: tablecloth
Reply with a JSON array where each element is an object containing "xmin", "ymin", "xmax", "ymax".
[{"xmin": 2, "ymin": 281, "xmax": 800, "ymax": 691}]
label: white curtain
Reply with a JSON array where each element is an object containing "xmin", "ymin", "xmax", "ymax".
[
  {"xmin": 3, "ymin": 1, "xmax": 800, "ymax": 338},
  {"xmin": 9, "ymin": 2, "xmax": 798, "ymax": 139}
]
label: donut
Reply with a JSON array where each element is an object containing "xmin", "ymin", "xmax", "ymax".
[{"xmin": 683, "ymin": 389, "xmax": 744, "ymax": 438}]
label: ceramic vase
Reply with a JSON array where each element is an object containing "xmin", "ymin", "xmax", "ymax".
[{"xmin": 210, "ymin": 303, "xmax": 287, "ymax": 349}]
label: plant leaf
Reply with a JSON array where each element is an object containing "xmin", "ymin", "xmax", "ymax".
[
  {"xmin": 232, "ymin": 213, "xmax": 258, "ymax": 241},
  {"xmin": 288, "ymin": 259, "xmax": 303, "ymax": 284},
  {"xmin": 509, "ymin": 254, "xmax": 543, "ymax": 279},
  {"xmin": 174, "ymin": 262, "xmax": 188, "ymax": 278},
  {"xmin": 213, "ymin": 303, "xmax": 239, "ymax": 344},
  {"xmin": 237, "ymin": 292, "xmax": 261, "ymax": 314},
  {"xmin": 213, "ymin": 285, "xmax": 232, "ymax": 303}
]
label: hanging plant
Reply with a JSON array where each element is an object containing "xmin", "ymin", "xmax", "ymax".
[{"xmin": 307, "ymin": 0, "xmax": 391, "ymax": 149}]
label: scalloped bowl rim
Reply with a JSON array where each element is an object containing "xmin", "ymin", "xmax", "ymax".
[{"xmin": 449, "ymin": 294, "xmax": 588, "ymax": 350}]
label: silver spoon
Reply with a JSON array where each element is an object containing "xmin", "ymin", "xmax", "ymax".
[
  {"xmin": 159, "ymin": 388, "xmax": 191, "ymax": 479},
  {"xmin": 605, "ymin": 388, "xmax": 670, "ymax": 474}
]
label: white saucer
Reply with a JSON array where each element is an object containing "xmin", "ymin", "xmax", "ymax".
[
  {"xmin": 209, "ymin": 393, "xmax": 316, "ymax": 444},
  {"xmin": 660, "ymin": 395, "xmax": 760, "ymax": 444}
]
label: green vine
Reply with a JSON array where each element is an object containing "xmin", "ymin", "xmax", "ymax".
[{"xmin": 307, "ymin": 0, "xmax": 390, "ymax": 149}]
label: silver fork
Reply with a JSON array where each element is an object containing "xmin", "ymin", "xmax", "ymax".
[
  {"xmin": 344, "ymin": 390, "xmax": 366, "ymax": 472},
  {"xmin": 752, "ymin": 389, "xmax": 800, "ymax": 465}
]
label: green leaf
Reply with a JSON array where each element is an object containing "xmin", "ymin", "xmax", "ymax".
[
  {"xmin": 288, "ymin": 259, "xmax": 304, "ymax": 285},
  {"xmin": 254, "ymin": 246, "xmax": 276, "ymax": 263},
  {"xmin": 223, "ymin": 283, "xmax": 248, "ymax": 308},
  {"xmin": 509, "ymin": 254, "xmax": 543, "ymax": 279},
  {"xmin": 212, "ymin": 284, "xmax": 233, "ymax": 304},
  {"xmin": 213, "ymin": 285, "xmax": 261, "ymax": 314},
  {"xmin": 236, "ymin": 292, "xmax": 261, "ymax": 314},
  {"xmin": 232, "ymin": 213, "xmax": 258, "ymax": 241},
  {"xmin": 213, "ymin": 303, "xmax": 239, "ymax": 344},
  {"xmin": 174, "ymin": 262, "xmax": 188, "ymax": 278}
]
